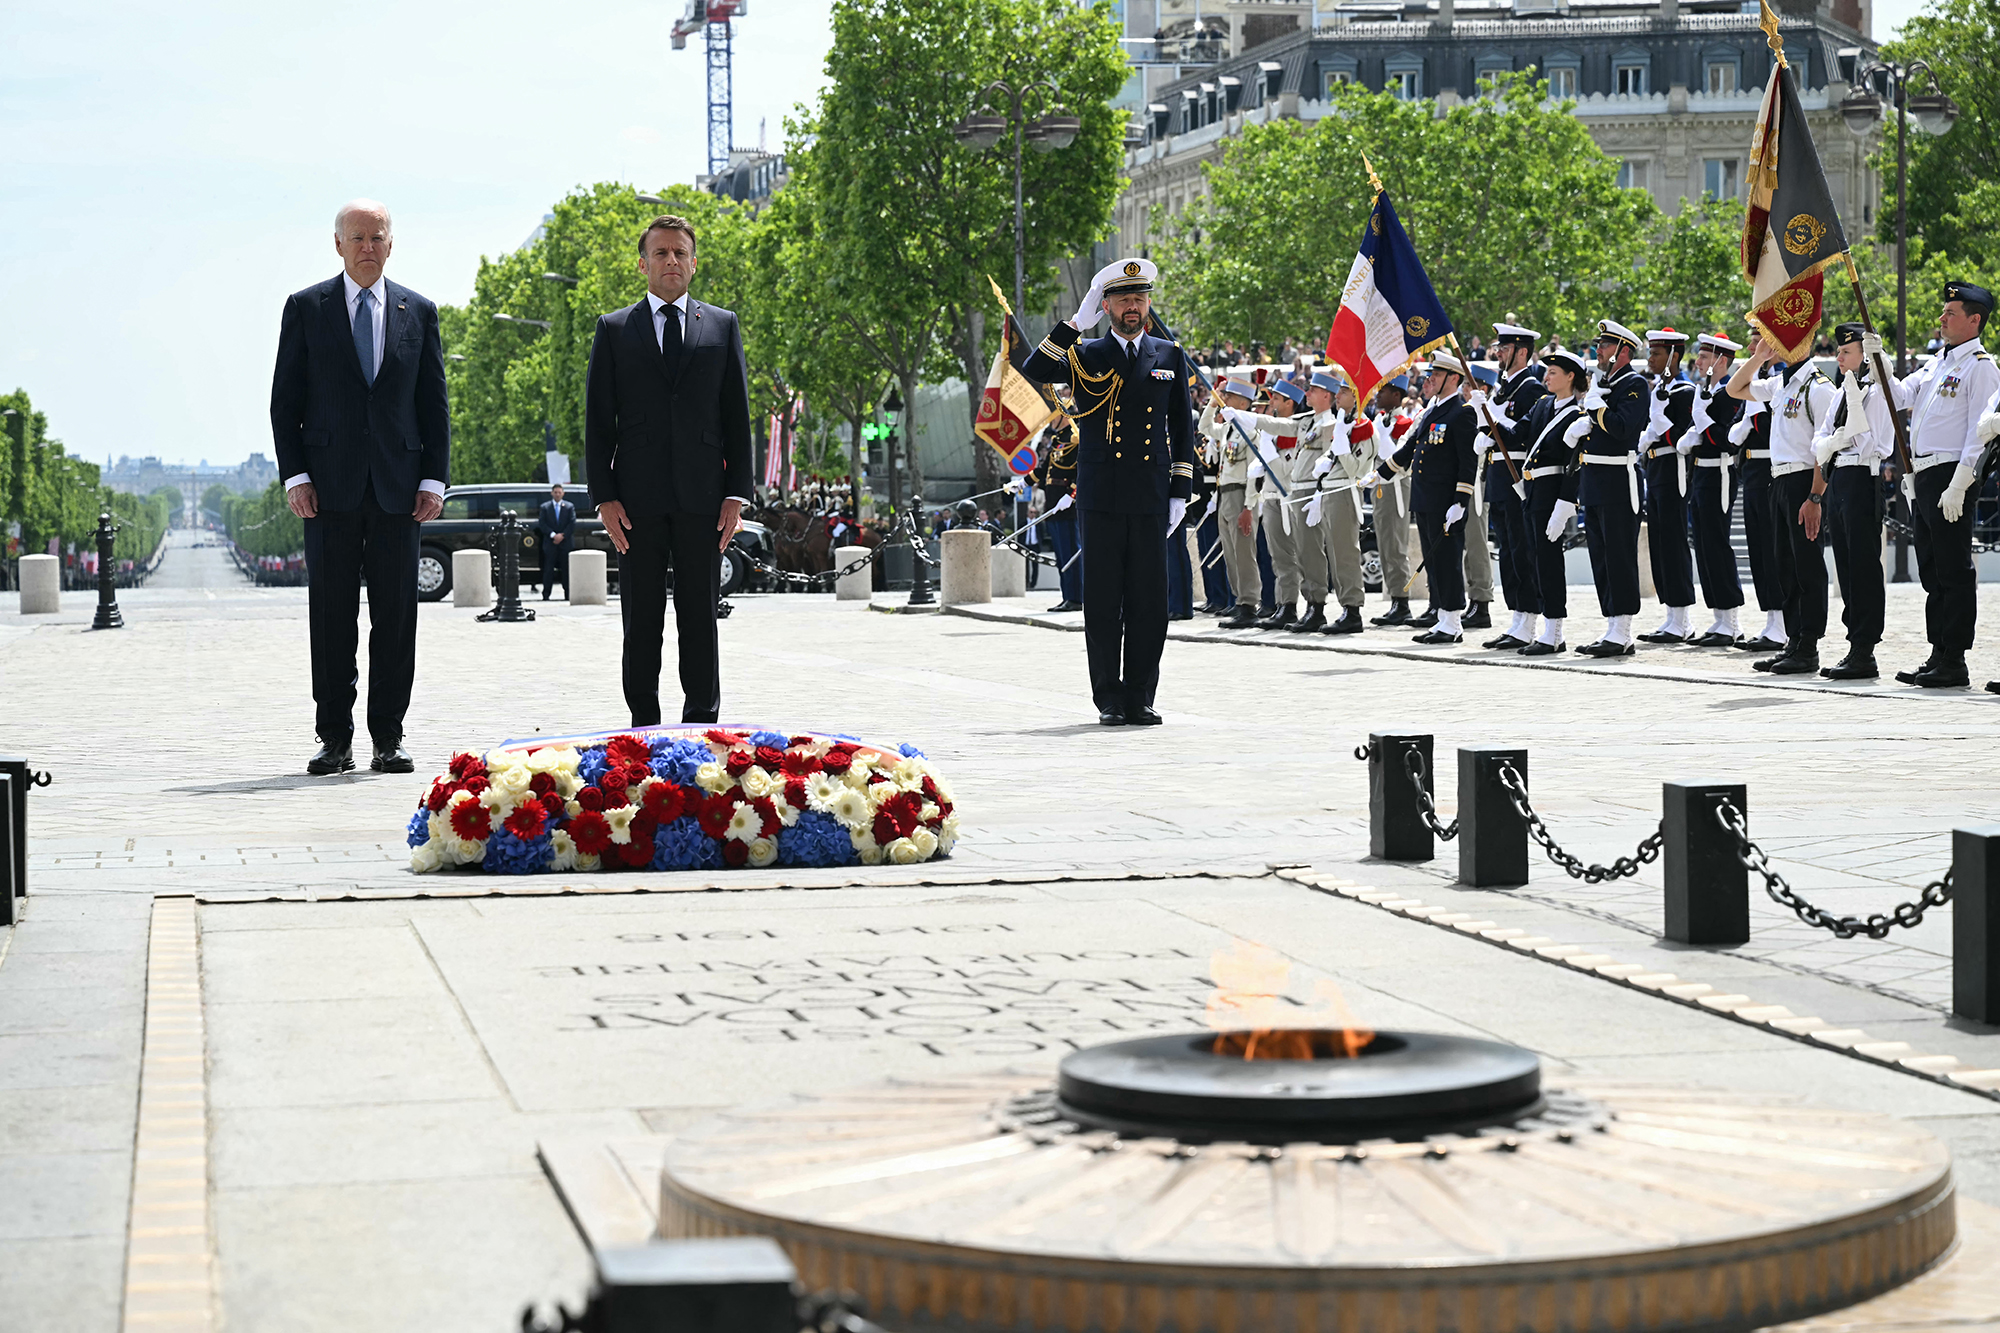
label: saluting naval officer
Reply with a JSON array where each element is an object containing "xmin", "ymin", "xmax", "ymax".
[
  {"xmin": 1568, "ymin": 320, "xmax": 1651, "ymax": 657},
  {"xmin": 1730, "ymin": 343, "xmax": 1789, "ymax": 651},
  {"xmin": 1019, "ymin": 258, "xmax": 1197, "ymax": 726},
  {"xmin": 1384, "ymin": 351, "xmax": 1479, "ymax": 644}
]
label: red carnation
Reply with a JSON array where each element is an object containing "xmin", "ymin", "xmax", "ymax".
[
  {"xmin": 697, "ymin": 793, "xmax": 736, "ymax": 840},
  {"xmin": 752, "ymin": 796, "xmax": 781, "ymax": 837},
  {"xmin": 503, "ymin": 802, "xmax": 547, "ymax": 841},
  {"xmin": 569, "ymin": 810, "xmax": 612, "ymax": 856},
  {"xmin": 779, "ymin": 751, "xmax": 819, "ymax": 778},
  {"xmin": 538, "ymin": 790, "xmax": 566, "ymax": 821},
  {"xmin": 922, "ymin": 776, "xmax": 953, "ymax": 819},
  {"xmin": 426, "ymin": 780, "xmax": 455, "ymax": 813},
  {"xmin": 721, "ymin": 839, "xmax": 749, "ymax": 868},
  {"xmin": 575, "ymin": 786, "xmax": 605, "ymax": 812},
  {"xmin": 820, "ymin": 748, "xmax": 853, "ymax": 775},
  {"xmin": 868, "ymin": 770, "xmax": 891, "ymax": 785},
  {"xmin": 784, "ymin": 778, "xmax": 808, "ymax": 810},
  {"xmin": 529, "ymin": 773, "xmax": 556, "ymax": 797},
  {"xmin": 754, "ymin": 745, "xmax": 786, "ymax": 769},
  {"xmin": 642, "ymin": 781, "xmax": 688, "ymax": 824},
  {"xmin": 463, "ymin": 774, "xmax": 490, "ymax": 796},
  {"xmin": 606, "ymin": 734, "xmax": 652, "ymax": 769},
  {"xmin": 725, "ymin": 749, "xmax": 755, "ymax": 777},
  {"xmin": 449, "ymin": 801, "xmax": 492, "ymax": 842}
]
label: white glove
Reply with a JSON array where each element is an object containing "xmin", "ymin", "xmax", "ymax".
[
  {"xmin": 1069, "ymin": 281, "xmax": 1104, "ymax": 330},
  {"xmin": 1304, "ymin": 494, "xmax": 1324, "ymax": 526},
  {"xmin": 1222, "ymin": 406, "xmax": 1248, "ymax": 426},
  {"xmin": 1646, "ymin": 393, "xmax": 1672, "ymax": 437},
  {"xmin": 1046, "ymin": 491, "xmax": 1073, "ymax": 516},
  {"xmin": 1581, "ymin": 386, "xmax": 1607, "ymax": 412},
  {"xmin": 1445, "ymin": 502, "xmax": 1466, "ymax": 528},
  {"xmin": 1486, "ymin": 402, "xmax": 1516, "ymax": 432},
  {"xmin": 1862, "ymin": 330, "xmax": 1884, "ymax": 360},
  {"xmin": 1358, "ymin": 471, "xmax": 1380, "ymax": 490},
  {"xmin": 1814, "ymin": 432, "xmax": 1843, "ymax": 469},
  {"xmin": 1247, "ymin": 458, "xmax": 1265, "ymax": 480},
  {"xmin": 1728, "ymin": 402, "xmax": 1761, "ymax": 444},
  {"xmin": 1563, "ymin": 415, "xmax": 1592, "ymax": 445},
  {"xmin": 1312, "ymin": 455, "xmax": 1333, "ymax": 477},
  {"xmin": 1675, "ymin": 432, "xmax": 1697, "ymax": 456},
  {"xmin": 1166, "ymin": 497, "xmax": 1188, "ymax": 531},
  {"xmin": 1467, "ymin": 389, "xmax": 1490, "ymax": 412},
  {"xmin": 1331, "ymin": 417, "xmax": 1353, "ymax": 456},
  {"xmin": 1843, "ymin": 373, "xmax": 1867, "ymax": 415},
  {"xmin": 1980, "ymin": 410, "xmax": 2000, "ymax": 444},
  {"xmin": 1545, "ymin": 498, "xmax": 1576, "ymax": 542},
  {"xmin": 1940, "ymin": 463, "xmax": 1977, "ymax": 523}
]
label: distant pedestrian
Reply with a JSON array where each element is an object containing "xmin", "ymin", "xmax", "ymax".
[{"xmin": 537, "ymin": 483, "xmax": 575, "ymax": 600}]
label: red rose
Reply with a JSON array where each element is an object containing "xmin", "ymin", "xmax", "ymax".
[
  {"xmin": 784, "ymin": 778, "xmax": 808, "ymax": 810},
  {"xmin": 752, "ymin": 796, "xmax": 781, "ymax": 837},
  {"xmin": 600, "ymin": 779, "xmax": 633, "ymax": 810},
  {"xmin": 725, "ymin": 749, "xmax": 754, "ymax": 777},
  {"xmin": 868, "ymin": 770, "xmax": 891, "ymax": 785},
  {"xmin": 705, "ymin": 728, "xmax": 743, "ymax": 746},
  {"xmin": 754, "ymin": 745, "xmax": 786, "ymax": 769},
  {"xmin": 642, "ymin": 782, "xmax": 687, "ymax": 824},
  {"xmin": 425, "ymin": 781, "xmax": 455, "ymax": 813},
  {"xmin": 820, "ymin": 749, "xmax": 853, "ymax": 775},
  {"xmin": 449, "ymin": 801, "xmax": 492, "ymax": 842},
  {"xmin": 538, "ymin": 790, "xmax": 566, "ymax": 821},
  {"xmin": 721, "ymin": 839, "xmax": 749, "ymax": 867},
  {"xmin": 615, "ymin": 838, "xmax": 652, "ymax": 869},
  {"xmin": 576, "ymin": 786, "xmax": 605, "ymax": 813},
  {"xmin": 449, "ymin": 752, "xmax": 486, "ymax": 780},
  {"xmin": 779, "ymin": 751, "xmax": 819, "ymax": 778},
  {"xmin": 463, "ymin": 775, "xmax": 490, "ymax": 796},
  {"xmin": 788, "ymin": 735, "xmax": 815, "ymax": 748},
  {"xmin": 503, "ymin": 802, "xmax": 547, "ymax": 841},
  {"xmin": 697, "ymin": 793, "xmax": 736, "ymax": 840},
  {"xmin": 529, "ymin": 773, "xmax": 556, "ymax": 797},
  {"xmin": 872, "ymin": 811, "xmax": 902, "ymax": 846},
  {"xmin": 569, "ymin": 810, "xmax": 612, "ymax": 855},
  {"xmin": 606, "ymin": 734, "xmax": 652, "ymax": 769}
]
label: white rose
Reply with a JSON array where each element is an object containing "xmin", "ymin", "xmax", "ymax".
[
  {"xmin": 524, "ymin": 747, "xmax": 559, "ymax": 775},
  {"xmin": 739, "ymin": 767, "xmax": 778, "ymax": 799},
  {"xmin": 920, "ymin": 802, "xmax": 940, "ymax": 823},
  {"xmin": 564, "ymin": 799, "xmax": 582, "ymax": 820},
  {"xmin": 887, "ymin": 837, "xmax": 924, "ymax": 865},
  {"xmin": 427, "ymin": 811, "xmax": 449, "ymax": 843},
  {"xmin": 938, "ymin": 813, "xmax": 961, "ymax": 856},
  {"xmin": 804, "ymin": 773, "xmax": 842, "ymax": 811},
  {"xmin": 849, "ymin": 827, "xmax": 879, "ymax": 857},
  {"xmin": 725, "ymin": 803, "xmax": 762, "ymax": 842},
  {"xmin": 747, "ymin": 836, "xmax": 779, "ymax": 868},
  {"xmin": 574, "ymin": 851, "xmax": 602, "ymax": 873},
  {"xmin": 828, "ymin": 787, "xmax": 871, "ymax": 830},
  {"xmin": 449, "ymin": 836, "xmax": 485, "ymax": 863},
  {"xmin": 448, "ymin": 788, "xmax": 477, "ymax": 809},
  {"xmin": 410, "ymin": 841, "xmax": 443, "ymax": 873},
  {"xmin": 858, "ymin": 844, "xmax": 885, "ymax": 866},
  {"xmin": 910, "ymin": 827, "xmax": 939, "ymax": 859},
  {"xmin": 549, "ymin": 829, "xmax": 578, "ymax": 873},
  {"xmin": 695, "ymin": 762, "xmax": 732, "ymax": 794},
  {"xmin": 492, "ymin": 764, "xmax": 533, "ymax": 795},
  {"xmin": 604, "ymin": 806, "xmax": 636, "ymax": 845}
]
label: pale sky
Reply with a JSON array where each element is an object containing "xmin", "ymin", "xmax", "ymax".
[{"xmin": 1, "ymin": 0, "xmax": 833, "ymax": 467}]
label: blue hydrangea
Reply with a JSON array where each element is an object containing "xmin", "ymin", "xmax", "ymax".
[
  {"xmin": 777, "ymin": 811, "xmax": 859, "ymax": 868},
  {"xmin": 406, "ymin": 808, "xmax": 431, "ymax": 848},
  {"xmin": 652, "ymin": 817, "xmax": 722, "ymax": 871},
  {"xmin": 749, "ymin": 729, "xmax": 790, "ymax": 748},
  {"xmin": 898, "ymin": 742, "xmax": 926, "ymax": 759},
  {"xmin": 483, "ymin": 828, "xmax": 553, "ymax": 875},
  {"xmin": 650, "ymin": 739, "xmax": 712, "ymax": 785},
  {"xmin": 577, "ymin": 745, "xmax": 610, "ymax": 787}
]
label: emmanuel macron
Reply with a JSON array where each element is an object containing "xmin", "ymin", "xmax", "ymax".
[{"xmin": 1019, "ymin": 258, "xmax": 1197, "ymax": 726}]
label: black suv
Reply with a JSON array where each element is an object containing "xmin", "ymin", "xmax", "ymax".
[{"xmin": 417, "ymin": 483, "xmax": 771, "ymax": 601}]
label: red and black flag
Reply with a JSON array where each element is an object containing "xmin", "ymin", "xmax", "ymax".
[{"xmin": 1741, "ymin": 0, "xmax": 1850, "ymax": 361}]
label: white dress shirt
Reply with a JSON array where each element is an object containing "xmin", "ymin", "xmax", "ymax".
[
  {"xmin": 642, "ymin": 289, "xmax": 750, "ymax": 505},
  {"xmin": 1746, "ymin": 363, "xmax": 1837, "ymax": 470},
  {"xmin": 1894, "ymin": 336, "xmax": 2000, "ymax": 468},
  {"xmin": 284, "ymin": 273, "xmax": 446, "ymax": 501},
  {"xmin": 1812, "ymin": 374, "xmax": 1907, "ymax": 470}
]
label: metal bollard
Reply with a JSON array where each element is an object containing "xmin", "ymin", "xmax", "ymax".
[
  {"xmin": 0, "ymin": 755, "xmax": 35, "ymax": 916},
  {"xmin": 1661, "ymin": 783, "xmax": 1750, "ymax": 945},
  {"xmin": 1369, "ymin": 732, "xmax": 1433, "ymax": 862},
  {"xmin": 91, "ymin": 511, "xmax": 124, "ymax": 630},
  {"xmin": 1952, "ymin": 825, "xmax": 2000, "ymax": 1024},
  {"xmin": 1458, "ymin": 748, "xmax": 1529, "ymax": 887},
  {"xmin": 529, "ymin": 1238, "xmax": 800, "ymax": 1333},
  {"xmin": 907, "ymin": 512, "xmax": 936, "ymax": 607},
  {"xmin": 477, "ymin": 510, "xmax": 536, "ymax": 623},
  {"xmin": 0, "ymin": 773, "xmax": 14, "ymax": 927}
]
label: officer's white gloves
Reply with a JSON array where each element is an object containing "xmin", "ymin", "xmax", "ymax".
[
  {"xmin": 1813, "ymin": 432, "xmax": 1844, "ymax": 470},
  {"xmin": 1562, "ymin": 415, "xmax": 1592, "ymax": 445},
  {"xmin": 1358, "ymin": 471, "xmax": 1381, "ymax": 490},
  {"xmin": 1247, "ymin": 458, "xmax": 1265, "ymax": 480},
  {"xmin": 1581, "ymin": 385, "xmax": 1608, "ymax": 412},
  {"xmin": 1486, "ymin": 402, "xmax": 1515, "ymax": 432},
  {"xmin": 1445, "ymin": 502, "xmax": 1466, "ymax": 528},
  {"xmin": 1861, "ymin": 330, "xmax": 1885, "ymax": 360},
  {"xmin": 1046, "ymin": 491, "xmax": 1073, "ymax": 516},
  {"xmin": 1313, "ymin": 455, "xmax": 1334, "ymax": 477},
  {"xmin": 1304, "ymin": 494, "xmax": 1324, "ymax": 526},
  {"xmin": 1330, "ymin": 418, "xmax": 1353, "ymax": 456},
  {"xmin": 1166, "ymin": 497, "xmax": 1188, "ymax": 532},
  {"xmin": 1646, "ymin": 392, "xmax": 1672, "ymax": 437},
  {"xmin": 1545, "ymin": 498, "xmax": 1576, "ymax": 543},
  {"xmin": 1069, "ymin": 281, "xmax": 1104, "ymax": 330},
  {"xmin": 1940, "ymin": 463, "xmax": 1978, "ymax": 523},
  {"xmin": 1222, "ymin": 406, "xmax": 1248, "ymax": 427},
  {"xmin": 1728, "ymin": 399, "xmax": 1763, "ymax": 445}
]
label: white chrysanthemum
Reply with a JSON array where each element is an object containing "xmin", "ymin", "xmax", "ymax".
[
  {"xmin": 725, "ymin": 803, "xmax": 762, "ymax": 842},
  {"xmin": 695, "ymin": 761, "xmax": 732, "ymax": 794},
  {"xmin": 549, "ymin": 829, "xmax": 578, "ymax": 872},
  {"xmin": 604, "ymin": 806, "xmax": 636, "ymax": 845},
  {"xmin": 892, "ymin": 757, "xmax": 927, "ymax": 788},
  {"xmin": 738, "ymin": 767, "xmax": 778, "ymax": 799},
  {"xmin": 887, "ymin": 837, "xmax": 924, "ymax": 865},
  {"xmin": 849, "ymin": 826, "xmax": 878, "ymax": 854},
  {"xmin": 747, "ymin": 836, "xmax": 779, "ymax": 868},
  {"xmin": 938, "ymin": 813, "xmax": 961, "ymax": 856},
  {"xmin": 804, "ymin": 773, "xmax": 842, "ymax": 811},
  {"xmin": 427, "ymin": 811, "xmax": 449, "ymax": 843},
  {"xmin": 574, "ymin": 851, "xmax": 602, "ymax": 873},
  {"xmin": 770, "ymin": 794, "xmax": 801, "ymax": 828},
  {"xmin": 410, "ymin": 841, "xmax": 444, "ymax": 873},
  {"xmin": 910, "ymin": 826, "xmax": 939, "ymax": 859},
  {"xmin": 634, "ymin": 775, "xmax": 663, "ymax": 802},
  {"xmin": 491, "ymin": 764, "xmax": 533, "ymax": 795},
  {"xmin": 827, "ymin": 787, "xmax": 870, "ymax": 830},
  {"xmin": 554, "ymin": 768, "xmax": 584, "ymax": 799}
]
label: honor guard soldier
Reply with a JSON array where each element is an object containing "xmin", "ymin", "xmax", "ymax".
[
  {"xmin": 1226, "ymin": 376, "xmax": 1323, "ymax": 630},
  {"xmin": 1018, "ymin": 257, "xmax": 1195, "ymax": 725},
  {"xmin": 1514, "ymin": 349, "xmax": 1590, "ymax": 654},
  {"xmin": 1201, "ymin": 377, "xmax": 1266, "ymax": 628},
  {"xmin": 1368, "ymin": 375, "xmax": 1418, "ymax": 624},
  {"xmin": 1679, "ymin": 334, "xmax": 1747, "ymax": 646},
  {"xmin": 1031, "ymin": 412, "xmax": 1082, "ymax": 612},
  {"xmin": 1866, "ymin": 282, "xmax": 1999, "ymax": 688},
  {"xmin": 1727, "ymin": 337, "xmax": 1837, "ymax": 674},
  {"xmin": 1812, "ymin": 323, "xmax": 1904, "ymax": 679},
  {"xmin": 1468, "ymin": 322, "xmax": 1550, "ymax": 649},
  {"xmin": 1569, "ymin": 320, "xmax": 1651, "ymax": 657},
  {"xmin": 1636, "ymin": 329, "xmax": 1700, "ymax": 643},
  {"xmin": 1384, "ymin": 351, "xmax": 1479, "ymax": 644},
  {"xmin": 1386, "ymin": 363, "xmax": 1449, "ymax": 629},
  {"xmin": 1729, "ymin": 344, "xmax": 1789, "ymax": 651},
  {"xmin": 1190, "ymin": 385, "xmax": 1232, "ymax": 615},
  {"xmin": 1317, "ymin": 371, "xmax": 1380, "ymax": 634}
]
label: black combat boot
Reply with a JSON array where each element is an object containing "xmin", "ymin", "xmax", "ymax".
[
  {"xmin": 1371, "ymin": 598, "xmax": 1412, "ymax": 626},
  {"xmin": 1289, "ymin": 603, "xmax": 1327, "ymax": 633}
]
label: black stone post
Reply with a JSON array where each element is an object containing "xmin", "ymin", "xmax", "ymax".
[
  {"xmin": 478, "ymin": 511, "xmax": 536, "ymax": 623},
  {"xmin": 591, "ymin": 1239, "xmax": 798, "ymax": 1333},
  {"xmin": 1662, "ymin": 782, "xmax": 1750, "ymax": 945},
  {"xmin": 906, "ymin": 509, "xmax": 935, "ymax": 607},
  {"xmin": 1952, "ymin": 825, "xmax": 2000, "ymax": 1024},
  {"xmin": 90, "ymin": 511, "xmax": 124, "ymax": 630},
  {"xmin": 0, "ymin": 772, "xmax": 15, "ymax": 927},
  {"xmin": 0, "ymin": 755, "xmax": 38, "ymax": 918},
  {"xmin": 1369, "ymin": 732, "xmax": 1433, "ymax": 862},
  {"xmin": 1458, "ymin": 748, "xmax": 1529, "ymax": 887}
]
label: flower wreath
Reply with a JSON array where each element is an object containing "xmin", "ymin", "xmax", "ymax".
[{"xmin": 406, "ymin": 727, "xmax": 958, "ymax": 875}]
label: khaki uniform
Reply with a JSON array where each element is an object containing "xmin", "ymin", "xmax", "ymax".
[
  {"xmin": 1316, "ymin": 410, "xmax": 1380, "ymax": 609},
  {"xmin": 1372, "ymin": 409, "xmax": 1419, "ymax": 598},
  {"xmin": 1199, "ymin": 399, "xmax": 1259, "ymax": 609},
  {"xmin": 1240, "ymin": 409, "xmax": 1327, "ymax": 609}
]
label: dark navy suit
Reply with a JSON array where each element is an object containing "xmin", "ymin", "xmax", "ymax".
[
  {"xmin": 1642, "ymin": 374, "xmax": 1698, "ymax": 608},
  {"xmin": 1020, "ymin": 322, "xmax": 1195, "ymax": 713},
  {"xmin": 270, "ymin": 274, "xmax": 449, "ymax": 748},
  {"xmin": 537, "ymin": 497, "xmax": 575, "ymax": 596}
]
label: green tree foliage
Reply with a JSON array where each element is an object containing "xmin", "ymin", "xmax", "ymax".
[
  {"xmin": 200, "ymin": 483, "xmax": 232, "ymax": 524},
  {"xmin": 1161, "ymin": 74, "xmax": 1659, "ymax": 352},
  {"xmin": 1875, "ymin": 0, "xmax": 1999, "ymax": 277},
  {"xmin": 149, "ymin": 485, "xmax": 184, "ymax": 527},
  {"xmin": 1625, "ymin": 196, "xmax": 1751, "ymax": 337},
  {"xmin": 109, "ymin": 491, "xmax": 171, "ymax": 564},
  {"xmin": 219, "ymin": 481, "xmax": 304, "ymax": 559},
  {"xmin": 1, "ymin": 388, "xmax": 102, "ymax": 559}
]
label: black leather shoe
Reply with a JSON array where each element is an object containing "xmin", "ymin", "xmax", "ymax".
[
  {"xmin": 307, "ymin": 740, "xmax": 354, "ymax": 775},
  {"xmin": 1768, "ymin": 651, "xmax": 1820, "ymax": 675},
  {"xmin": 1461, "ymin": 602, "xmax": 1492, "ymax": 629},
  {"xmin": 1411, "ymin": 629, "xmax": 1463, "ymax": 645},
  {"xmin": 1637, "ymin": 629, "xmax": 1689, "ymax": 644},
  {"xmin": 1126, "ymin": 704, "xmax": 1164, "ymax": 726},
  {"xmin": 1916, "ymin": 658, "xmax": 1971, "ymax": 688},
  {"xmin": 1289, "ymin": 605, "xmax": 1327, "ymax": 633},
  {"xmin": 1483, "ymin": 632, "xmax": 1528, "ymax": 650},
  {"xmin": 1578, "ymin": 640, "xmax": 1636, "ymax": 658},
  {"xmin": 1219, "ymin": 606, "xmax": 1259, "ymax": 629},
  {"xmin": 1167, "ymin": 611, "xmax": 1193, "ymax": 621},
  {"xmin": 1687, "ymin": 631, "xmax": 1736, "ymax": 648},
  {"xmin": 1371, "ymin": 599, "xmax": 1413, "ymax": 626},
  {"xmin": 1822, "ymin": 649, "xmax": 1878, "ymax": 680},
  {"xmin": 1736, "ymin": 635, "xmax": 1786, "ymax": 653},
  {"xmin": 1986, "ymin": 680, "xmax": 2000, "ymax": 695},
  {"xmin": 1321, "ymin": 608, "xmax": 1364, "ymax": 635},
  {"xmin": 1408, "ymin": 607, "xmax": 1440, "ymax": 629},
  {"xmin": 1199, "ymin": 602, "xmax": 1230, "ymax": 615},
  {"xmin": 1894, "ymin": 657, "xmax": 1937, "ymax": 685},
  {"xmin": 371, "ymin": 742, "xmax": 415, "ymax": 774},
  {"xmin": 1258, "ymin": 606, "xmax": 1297, "ymax": 630},
  {"xmin": 1753, "ymin": 651, "xmax": 1787, "ymax": 672},
  {"xmin": 1518, "ymin": 640, "xmax": 1566, "ymax": 656},
  {"xmin": 1098, "ymin": 708, "xmax": 1127, "ymax": 726},
  {"xmin": 1048, "ymin": 601, "xmax": 1081, "ymax": 613}
]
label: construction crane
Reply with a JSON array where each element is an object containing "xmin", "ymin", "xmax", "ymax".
[{"xmin": 669, "ymin": 0, "xmax": 748, "ymax": 178}]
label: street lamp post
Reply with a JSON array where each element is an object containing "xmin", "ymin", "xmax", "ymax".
[
  {"xmin": 953, "ymin": 81, "xmax": 1081, "ymax": 317},
  {"xmin": 1840, "ymin": 57, "xmax": 1959, "ymax": 375}
]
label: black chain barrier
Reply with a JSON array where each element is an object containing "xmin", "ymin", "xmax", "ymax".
[
  {"xmin": 734, "ymin": 512, "xmax": 933, "ymax": 590},
  {"xmin": 1494, "ymin": 762, "xmax": 1663, "ymax": 884},
  {"xmin": 1401, "ymin": 748, "xmax": 1460, "ymax": 842},
  {"xmin": 1713, "ymin": 799, "xmax": 1954, "ymax": 939}
]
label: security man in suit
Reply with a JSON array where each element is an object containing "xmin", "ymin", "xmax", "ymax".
[
  {"xmin": 1569, "ymin": 319, "xmax": 1652, "ymax": 657},
  {"xmin": 537, "ymin": 483, "xmax": 575, "ymax": 599},
  {"xmin": 1637, "ymin": 329, "xmax": 1700, "ymax": 643},
  {"xmin": 1384, "ymin": 351, "xmax": 1479, "ymax": 644},
  {"xmin": 1468, "ymin": 323, "xmax": 1549, "ymax": 648},
  {"xmin": 1019, "ymin": 258, "xmax": 1196, "ymax": 726}
]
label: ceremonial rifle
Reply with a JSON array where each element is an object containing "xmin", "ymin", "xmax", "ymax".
[{"xmin": 1450, "ymin": 333, "xmax": 1526, "ymax": 499}]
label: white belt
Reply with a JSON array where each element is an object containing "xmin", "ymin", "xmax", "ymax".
[
  {"xmin": 1693, "ymin": 453, "xmax": 1735, "ymax": 513},
  {"xmin": 1523, "ymin": 466, "xmax": 1565, "ymax": 480},
  {"xmin": 1745, "ymin": 449, "xmax": 1771, "ymax": 459},
  {"xmin": 1913, "ymin": 452, "xmax": 1960, "ymax": 473},
  {"xmin": 1833, "ymin": 456, "xmax": 1881, "ymax": 473},
  {"xmin": 1647, "ymin": 443, "xmax": 1687, "ymax": 497},
  {"xmin": 1771, "ymin": 460, "xmax": 1814, "ymax": 478},
  {"xmin": 1580, "ymin": 453, "xmax": 1639, "ymax": 513}
]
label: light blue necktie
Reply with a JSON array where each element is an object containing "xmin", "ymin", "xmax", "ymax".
[{"xmin": 354, "ymin": 288, "xmax": 376, "ymax": 386}]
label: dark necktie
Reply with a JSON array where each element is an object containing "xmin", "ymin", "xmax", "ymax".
[
  {"xmin": 1125, "ymin": 340, "xmax": 1138, "ymax": 375},
  {"xmin": 661, "ymin": 302, "xmax": 683, "ymax": 367}
]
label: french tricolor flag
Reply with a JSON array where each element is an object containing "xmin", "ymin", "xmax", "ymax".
[{"xmin": 1324, "ymin": 186, "xmax": 1454, "ymax": 407}]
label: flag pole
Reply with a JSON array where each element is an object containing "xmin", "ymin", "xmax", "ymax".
[{"xmin": 1448, "ymin": 332, "xmax": 1527, "ymax": 497}]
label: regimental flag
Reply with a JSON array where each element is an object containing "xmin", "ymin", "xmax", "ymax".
[
  {"xmin": 762, "ymin": 414, "xmax": 783, "ymax": 490},
  {"xmin": 1324, "ymin": 174, "xmax": 1454, "ymax": 408},
  {"xmin": 976, "ymin": 280, "xmax": 1058, "ymax": 476},
  {"xmin": 1741, "ymin": 1, "xmax": 1849, "ymax": 362}
]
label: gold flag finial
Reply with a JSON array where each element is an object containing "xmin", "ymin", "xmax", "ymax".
[
  {"xmin": 1758, "ymin": 0, "xmax": 1787, "ymax": 67},
  {"xmin": 1362, "ymin": 151, "xmax": 1385, "ymax": 195},
  {"xmin": 986, "ymin": 274, "xmax": 1014, "ymax": 318}
]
